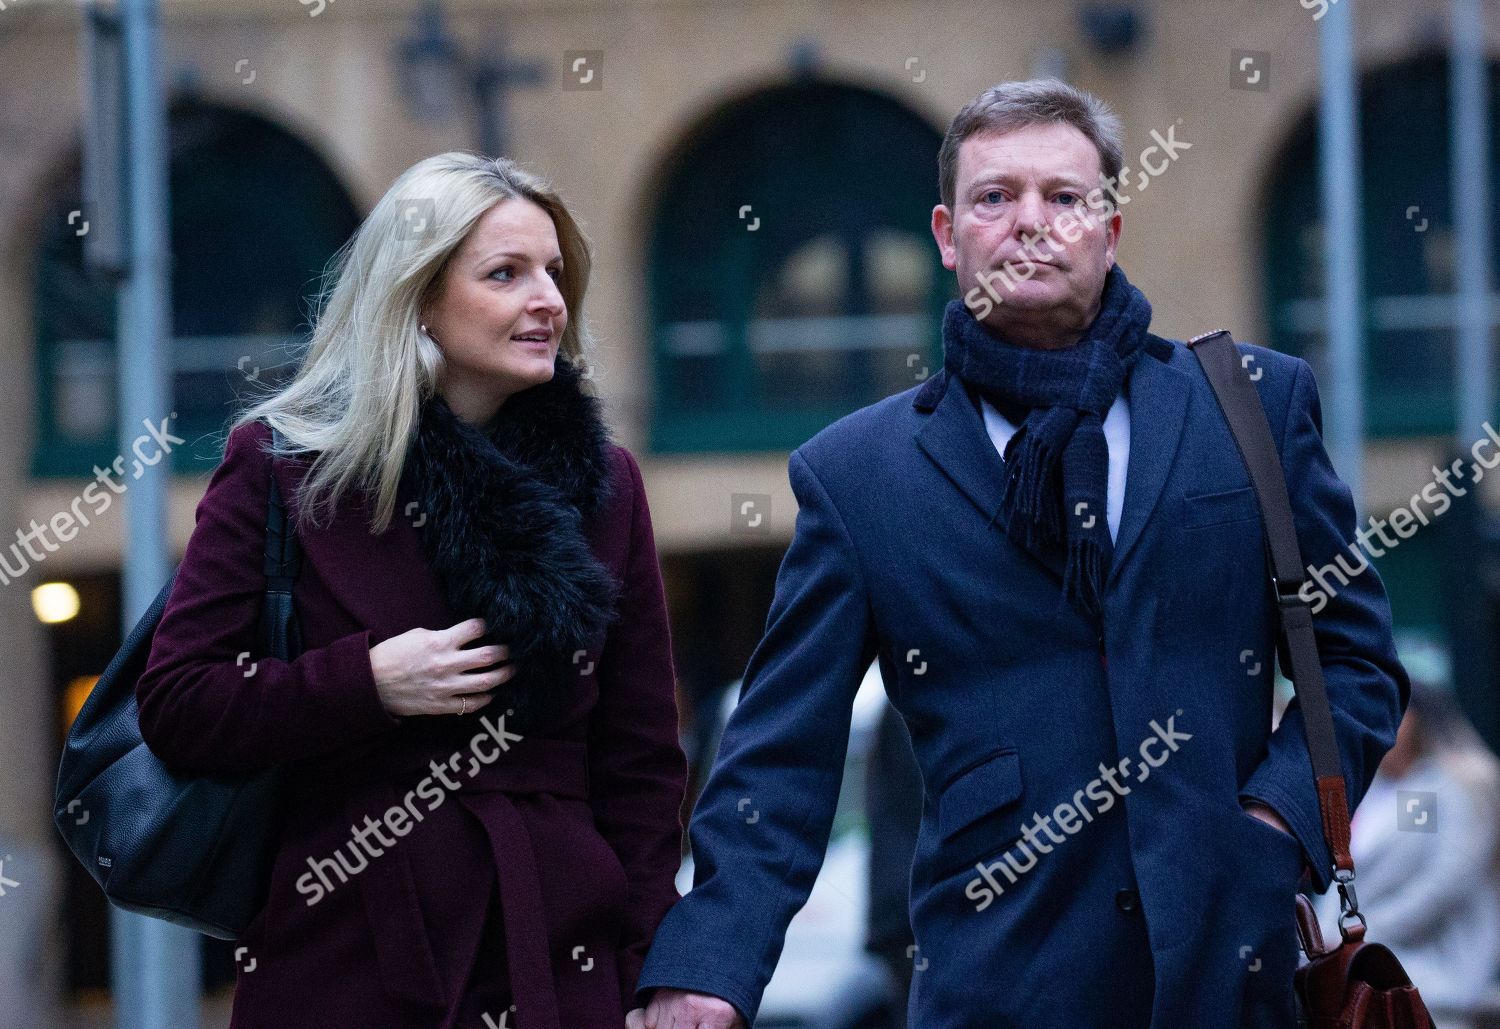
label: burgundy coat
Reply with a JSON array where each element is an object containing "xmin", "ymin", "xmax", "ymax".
[{"xmin": 136, "ymin": 419, "xmax": 687, "ymax": 1028}]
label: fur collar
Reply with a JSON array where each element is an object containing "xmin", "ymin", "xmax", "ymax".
[{"xmin": 404, "ymin": 358, "xmax": 620, "ymax": 729}]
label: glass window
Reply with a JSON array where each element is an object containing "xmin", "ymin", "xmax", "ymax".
[
  {"xmin": 1261, "ymin": 54, "xmax": 1500, "ymax": 438},
  {"xmin": 32, "ymin": 100, "xmax": 360, "ymax": 476},
  {"xmin": 648, "ymin": 82, "xmax": 953, "ymax": 453}
]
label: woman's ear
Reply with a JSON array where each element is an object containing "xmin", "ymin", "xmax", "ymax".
[{"xmin": 417, "ymin": 303, "xmax": 440, "ymax": 344}]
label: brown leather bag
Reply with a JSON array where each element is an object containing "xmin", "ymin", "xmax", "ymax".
[{"xmin": 1190, "ymin": 330, "xmax": 1435, "ymax": 1029}]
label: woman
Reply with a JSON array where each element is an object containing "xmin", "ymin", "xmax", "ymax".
[
  {"xmin": 136, "ymin": 152, "xmax": 687, "ymax": 1028},
  {"xmin": 1310, "ymin": 679, "xmax": 1500, "ymax": 1027}
]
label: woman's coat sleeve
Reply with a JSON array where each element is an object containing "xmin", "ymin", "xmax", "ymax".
[
  {"xmin": 136, "ymin": 421, "xmax": 400, "ymax": 774},
  {"xmin": 587, "ymin": 447, "xmax": 689, "ymax": 1012}
]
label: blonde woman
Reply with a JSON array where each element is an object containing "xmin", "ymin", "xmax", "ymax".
[{"xmin": 137, "ymin": 152, "xmax": 686, "ymax": 1028}]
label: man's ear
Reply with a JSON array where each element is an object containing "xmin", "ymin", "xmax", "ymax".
[
  {"xmin": 931, "ymin": 204, "xmax": 957, "ymax": 271},
  {"xmin": 1103, "ymin": 210, "xmax": 1122, "ymax": 266}
]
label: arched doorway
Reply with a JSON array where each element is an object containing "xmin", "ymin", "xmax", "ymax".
[
  {"xmin": 646, "ymin": 80, "xmax": 951, "ymax": 454},
  {"xmin": 1259, "ymin": 52, "xmax": 1500, "ymax": 635},
  {"xmin": 32, "ymin": 99, "xmax": 361, "ymax": 476}
]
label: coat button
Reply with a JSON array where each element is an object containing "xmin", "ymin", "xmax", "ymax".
[{"xmin": 1115, "ymin": 888, "xmax": 1139, "ymax": 913}]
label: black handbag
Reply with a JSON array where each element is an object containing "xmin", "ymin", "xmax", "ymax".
[
  {"xmin": 1188, "ymin": 330, "xmax": 1434, "ymax": 1028},
  {"xmin": 53, "ymin": 424, "xmax": 302, "ymax": 939}
]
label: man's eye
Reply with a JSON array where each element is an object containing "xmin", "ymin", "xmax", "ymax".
[
  {"xmin": 981, "ymin": 189, "xmax": 1005, "ymax": 204},
  {"xmin": 1056, "ymin": 193, "xmax": 1080, "ymax": 205}
]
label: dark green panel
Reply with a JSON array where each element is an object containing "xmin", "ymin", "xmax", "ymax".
[{"xmin": 33, "ymin": 99, "xmax": 360, "ymax": 477}]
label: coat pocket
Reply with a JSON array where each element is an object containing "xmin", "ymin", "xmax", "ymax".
[
  {"xmin": 1181, "ymin": 485, "xmax": 1259, "ymax": 530},
  {"xmin": 934, "ymin": 748, "xmax": 1024, "ymax": 880}
]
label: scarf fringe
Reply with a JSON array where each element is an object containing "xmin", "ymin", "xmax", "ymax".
[
  {"xmin": 942, "ymin": 263, "xmax": 1153, "ymax": 621},
  {"xmin": 1000, "ymin": 429, "xmax": 1061, "ymax": 547},
  {"xmin": 1064, "ymin": 533, "xmax": 1108, "ymax": 620}
]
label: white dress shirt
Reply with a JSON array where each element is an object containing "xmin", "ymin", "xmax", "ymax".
[{"xmin": 980, "ymin": 394, "xmax": 1132, "ymax": 544}]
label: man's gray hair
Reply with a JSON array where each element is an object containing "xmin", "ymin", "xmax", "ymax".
[{"xmin": 937, "ymin": 78, "xmax": 1124, "ymax": 209}]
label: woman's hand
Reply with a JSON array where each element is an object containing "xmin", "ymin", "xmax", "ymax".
[{"xmin": 367, "ymin": 617, "xmax": 513, "ymax": 717}]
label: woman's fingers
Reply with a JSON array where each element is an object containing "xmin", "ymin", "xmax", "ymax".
[
  {"xmin": 436, "ymin": 664, "xmax": 513, "ymax": 715},
  {"xmin": 443, "ymin": 617, "xmax": 489, "ymax": 647},
  {"xmin": 450, "ymin": 643, "xmax": 510, "ymax": 672},
  {"xmin": 444, "ymin": 664, "xmax": 514, "ymax": 694},
  {"xmin": 449, "ymin": 689, "xmax": 495, "ymax": 716}
]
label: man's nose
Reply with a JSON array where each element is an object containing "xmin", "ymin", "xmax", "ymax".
[{"xmin": 1012, "ymin": 189, "xmax": 1049, "ymax": 239}]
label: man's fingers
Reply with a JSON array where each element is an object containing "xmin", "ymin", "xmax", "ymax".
[
  {"xmin": 624, "ymin": 1008, "xmax": 649, "ymax": 1029},
  {"xmin": 648, "ymin": 992, "xmax": 738, "ymax": 1029}
]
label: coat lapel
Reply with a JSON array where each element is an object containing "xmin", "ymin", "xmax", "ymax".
[
  {"xmin": 912, "ymin": 370, "xmax": 1067, "ymax": 581},
  {"xmin": 1106, "ymin": 343, "xmax": 1191, "ymax": 589},
  {"xmin": 913, "ymin": 341, "xmax": 1193, "ymax": 593}
]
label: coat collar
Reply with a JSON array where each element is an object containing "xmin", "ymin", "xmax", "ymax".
[
  {"xmin": 272, "ymin": 360, "xmax": 620, "ymax": 664},
  {"xmin": 912, "ymin": 335, "xmax": 1188, "ymax": 589}
]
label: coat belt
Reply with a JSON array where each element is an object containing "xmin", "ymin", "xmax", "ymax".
[{"xmin": 336, "ymin": 735, "xmax": 590, "ymax": 1028}]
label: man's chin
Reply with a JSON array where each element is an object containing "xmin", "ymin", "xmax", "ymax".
[{"xmin": 990, "ymin": 281, "xmax": 1060, "ymax": 311}]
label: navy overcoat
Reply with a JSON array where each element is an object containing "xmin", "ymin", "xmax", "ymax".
[{"xmin": 639, "ymin": 336, "xmax": 1407, "ymax": 1028}]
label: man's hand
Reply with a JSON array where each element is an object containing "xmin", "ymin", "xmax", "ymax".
[
  {"xmin": 628, "ymin": 988, "xmax": 745, "ymax": 1028},
  {"xmin": 1243, "ymin": 801, "xmax": 1293, "ymax": 836}
]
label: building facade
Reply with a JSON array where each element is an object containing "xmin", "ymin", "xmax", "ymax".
[{"xmin": 0, "ymin": 0, "xmax": 1495, "ymax": 1020}]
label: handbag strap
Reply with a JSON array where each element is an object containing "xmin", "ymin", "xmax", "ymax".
[
  {"xmin": 260, "ymin": 423, "xmax": 303, "ymax": 662},
  {"xmin": 1186, "ymin": 331, "xmax": 1358, "ymax": 898}
]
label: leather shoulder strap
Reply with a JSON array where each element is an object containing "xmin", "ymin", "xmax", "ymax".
[
  {"xmin": 1186, "ymin": 330, "xmax": 1354, "ymax": 879},
  {"xmin": 260, "ymin": 423, "xmax": 303, "ymax": 661}
]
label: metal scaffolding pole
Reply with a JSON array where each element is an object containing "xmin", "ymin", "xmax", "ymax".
[
  {"xmin": 1452, "ymin": 0, "xmax": 1493, "ymax": 447},
  {"xmin": 1316, "ymin": 0, "xmax": 1368, "ymax": 517},
  {"xmin": 105, "ymin": 0, "xmax": 201, "ymax": 1023}
]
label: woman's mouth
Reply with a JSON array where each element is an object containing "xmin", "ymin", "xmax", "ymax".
[{"xmin": 510, "ymin": 331, "xmax": 552, "ymax": 351}]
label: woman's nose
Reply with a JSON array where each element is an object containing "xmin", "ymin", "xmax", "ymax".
[{"xmin": 529, "ymin": 273, "xmax": 566, "ymax": 315}]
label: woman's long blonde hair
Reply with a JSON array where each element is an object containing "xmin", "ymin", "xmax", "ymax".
[{"xmin": 234, "ymin": 152, "xmax": 597, "ymax": 535}]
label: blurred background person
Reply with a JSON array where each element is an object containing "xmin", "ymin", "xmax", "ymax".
[
  {"xmin": 1311, "ymin": 674, "xmax": 1500, "ymax": 1027},
  {"xmin": 862, "ymin": 702, "xmax": 922, "ymax": 1029}
]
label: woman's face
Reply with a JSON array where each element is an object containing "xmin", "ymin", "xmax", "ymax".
[{"xmin": 421, "ymin": 198, "xmax": 568, "ymax": 424}]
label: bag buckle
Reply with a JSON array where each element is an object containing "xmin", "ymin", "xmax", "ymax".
[
  {"xmin": 1271, "ymin": 575, "xmax": 1309, "ymax": 610},
  {"xmin": 1334, "ymin": 867, "xmax": 1367, "ymax": 940}
]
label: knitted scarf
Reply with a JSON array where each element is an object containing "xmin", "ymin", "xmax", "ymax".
[
  {"xmin": 940, "ymin": 262, "xmax": 1152, "ymax": 619},
  {"xmin": 402, "ymin": 358, "xmax": 621, "ymax": 731}
]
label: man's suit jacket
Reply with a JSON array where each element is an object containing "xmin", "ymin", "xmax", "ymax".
[{"xmin": 638, "ymin": 334, "xmax": 1408, "ymax": 1029}]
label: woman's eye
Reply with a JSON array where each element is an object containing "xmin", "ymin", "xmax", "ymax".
[
  {"xmin": 490, "ymin": 266, "xmax": 514, "ymax": 282},
  {"xmin": 547, "ymin": 266, "xmax": 562, "ymax": 281}
]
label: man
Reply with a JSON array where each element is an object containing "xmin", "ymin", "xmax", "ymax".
[{"xmin": 632, "ymin": 78, "xmax": 1407, "ymax": 1028}]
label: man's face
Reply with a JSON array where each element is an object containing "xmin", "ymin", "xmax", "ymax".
[{"xmin": 932, "ymin": 121, "xmax": 1121, "ymax": 343}]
